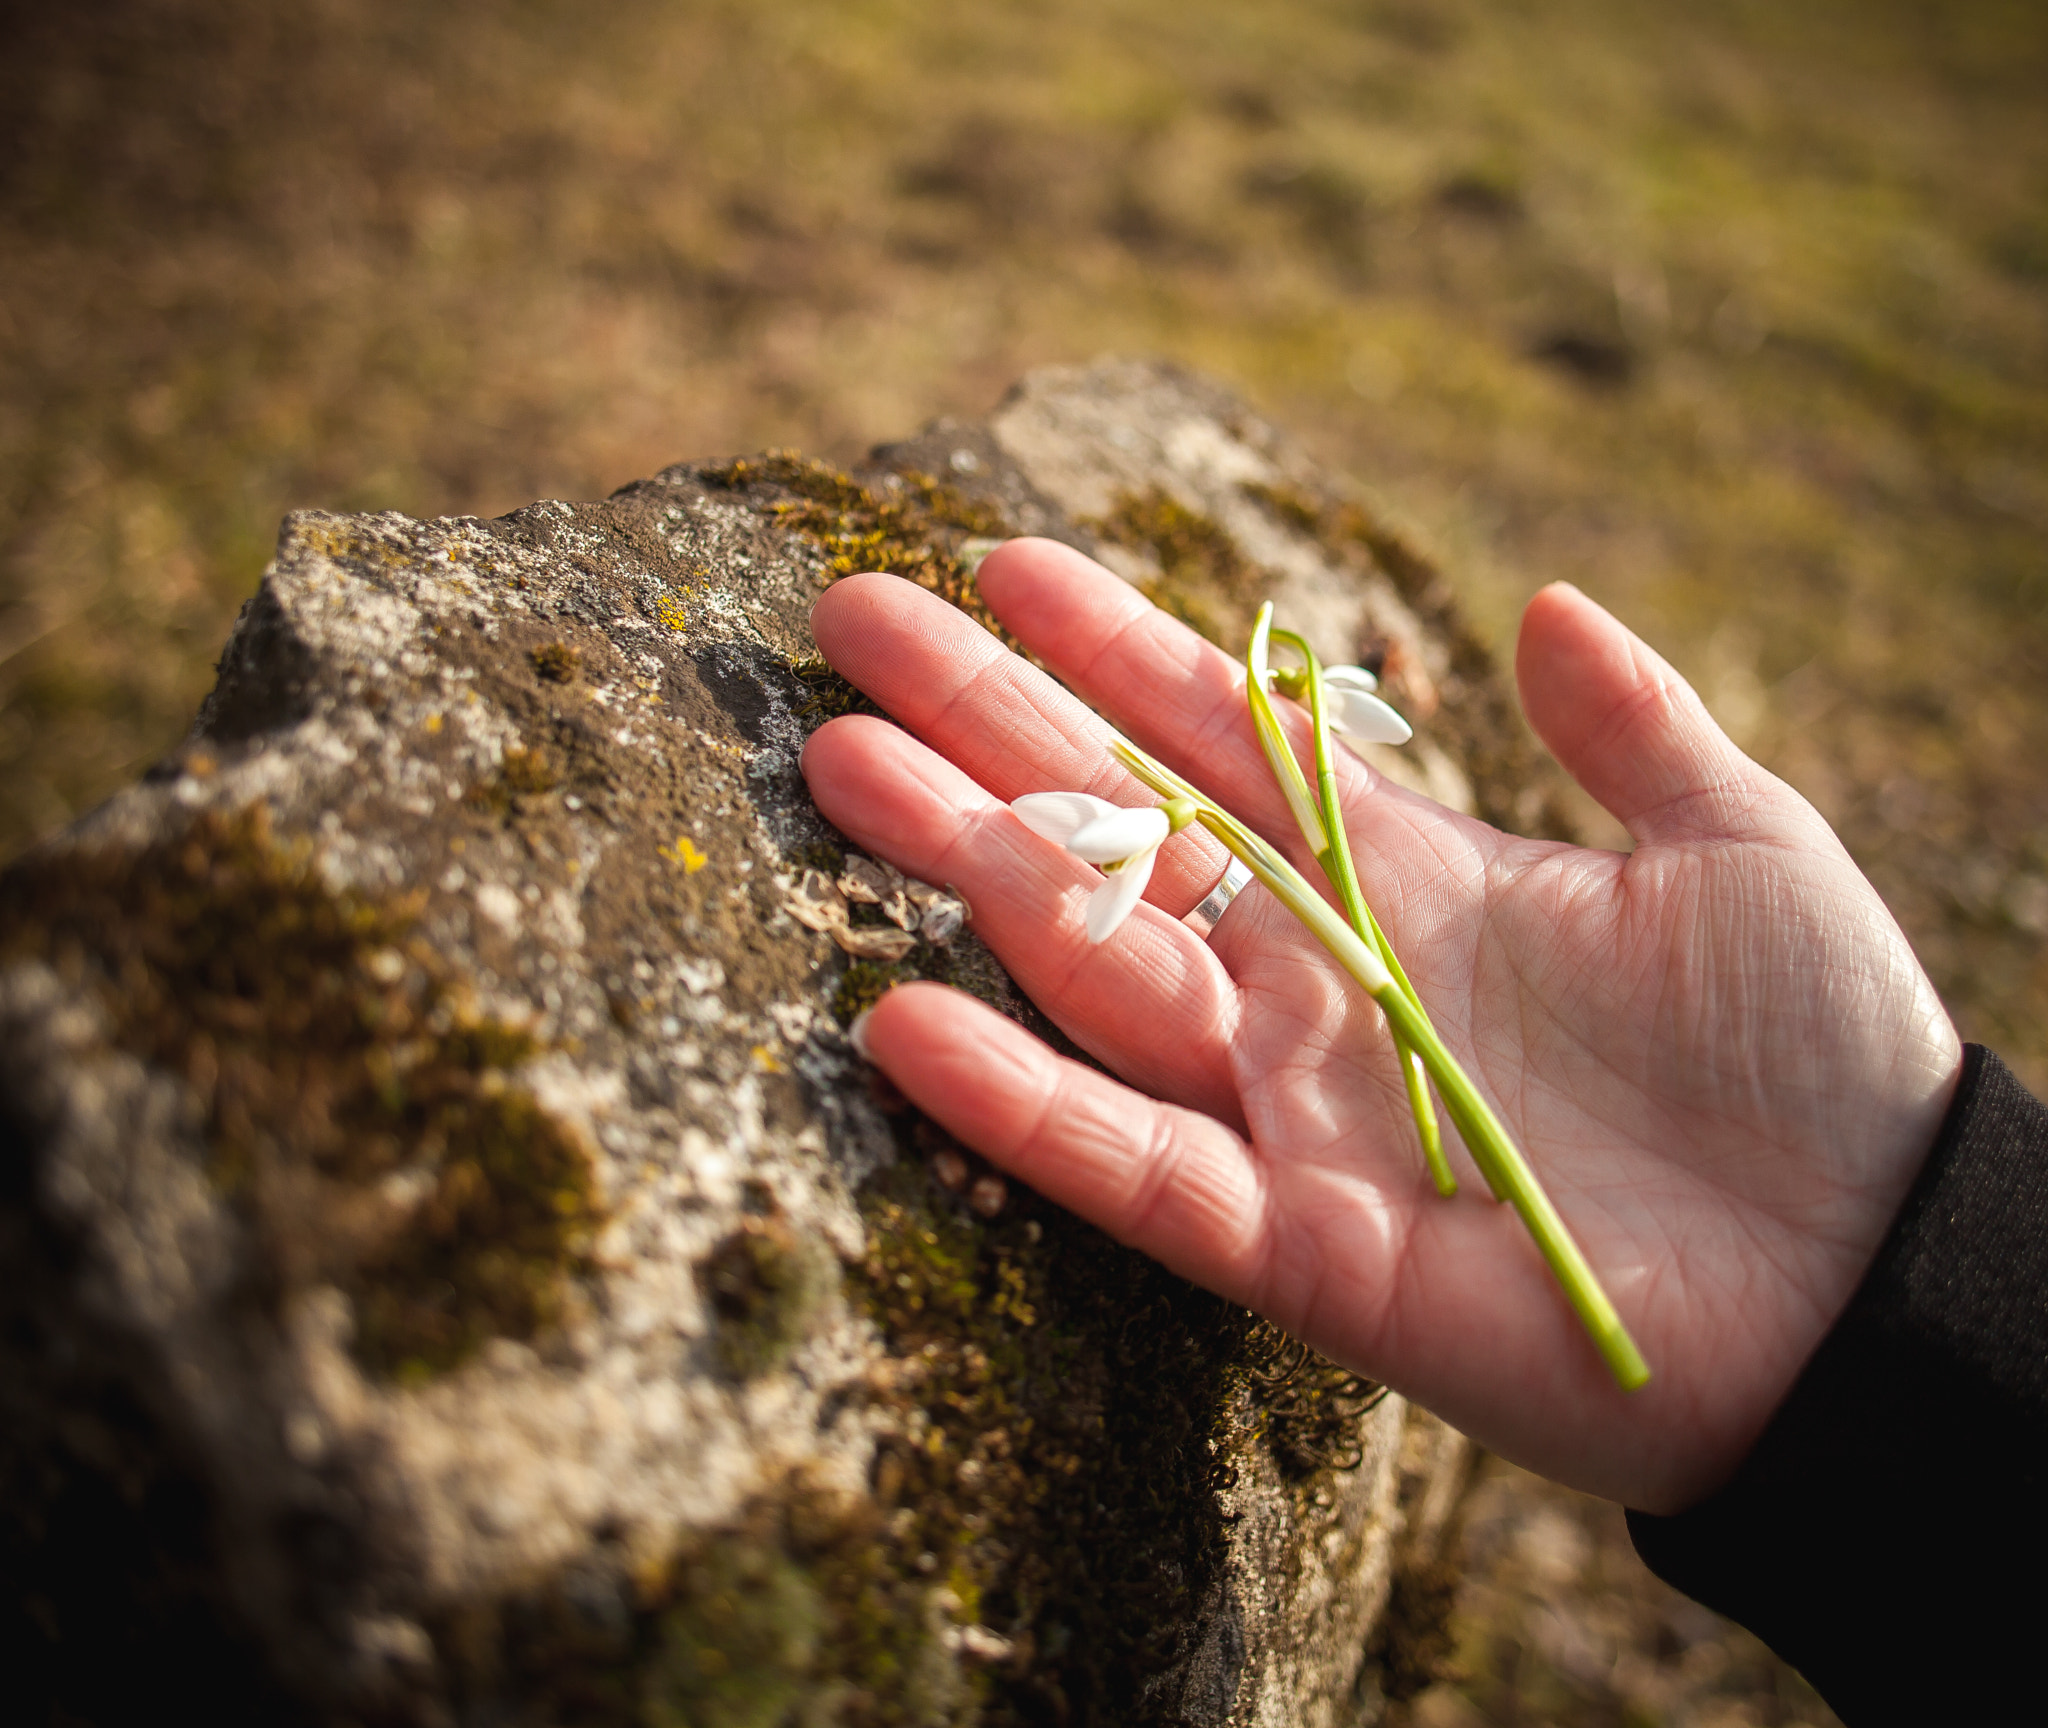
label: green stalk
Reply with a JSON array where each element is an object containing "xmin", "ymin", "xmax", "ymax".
[
  {"xmin": 1368, "ymin": 980, "xmax": 1652, "ymax": 1393},
  {"xmin": 1242, "ymin": 607, "xmax": 1329, "ymax": 858},
  {"xmin": 1111, "ymin": 732, "xmax": 1650, "ymax": 1392},
  {"xmin": 1251, "ymin": 611, "xmax": 1456, "ymax": 1196},
  {"xmin": 1271, "ymin": 626, "xmax": 1456, "ymax": 1199}
]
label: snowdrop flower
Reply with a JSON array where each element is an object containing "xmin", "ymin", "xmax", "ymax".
[
  {"xmin": 1011, "ymin": 791, "xmax": 1194, "ymax": 943},
  {"xmin": 1270, "ymin": 662, "xmax": 1411, "ymax": 746},
  {"xmin": 1320, "ymin": 665, "xmax": 1412, "ymax": 745}
]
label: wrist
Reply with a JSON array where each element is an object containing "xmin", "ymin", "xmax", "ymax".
[{"xmin": 1627, "ymin": 1045, "xmax": 2048, "ymax": 1721}]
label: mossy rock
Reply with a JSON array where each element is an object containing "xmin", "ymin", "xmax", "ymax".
[{"xmin": 0, "ymin": 361, "xmax": 1500, "ymax": 1727}]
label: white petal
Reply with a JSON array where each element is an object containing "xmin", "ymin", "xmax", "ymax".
[
  {"xmin": 1323, "ymin": 663, "xmax": 1380, "ymax": 695},
  {"xmin": 1065, "ymin": 806, "xmax": 1170, "ymax": 864},
  {"xmin": 1084, "ymin": 848, "xmax": 1156, "ymax": 943},
  {"xmin": 1327, "ymin": 686, "xmax": 1413, "ymax": 745},
  {"xmin": 1011, "ymin": 790, "xmax": 1121, "ymax": 845},
  {"xmin": 919, "ymin": 896, "xmax": 965, "ymax": 943}
]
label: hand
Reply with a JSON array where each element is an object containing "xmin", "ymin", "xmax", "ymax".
[{"xmin": 799, "ymin": 539, "xmax": 1961, "ymax": 1511}]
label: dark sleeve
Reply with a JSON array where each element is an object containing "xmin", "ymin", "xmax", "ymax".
[{"xmin": 1627, "ymin": 1045, "xmax": 2048, "ymax": 1727}]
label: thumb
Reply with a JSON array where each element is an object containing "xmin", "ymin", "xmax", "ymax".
[{"xmin": 1515, "ymin": 583, "xmax": 1784, "ymax": 848}]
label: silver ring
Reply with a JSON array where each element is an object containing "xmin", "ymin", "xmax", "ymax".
[{"xmin": 1191, "ymin": 858, "xmax": 1253, "ymax": 934}]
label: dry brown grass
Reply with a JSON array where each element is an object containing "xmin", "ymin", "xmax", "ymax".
[
  {"xmin": 3, "ymin": 2, "xmax": 2044, "ymax": 1719},
  {"xmin": 1398, "ymin": 1457, "xmax": 1841, "ymax": 1728},
  {"xmin": 5, "ymin": 0, "xmax": 2043, "ymax": 1089}
]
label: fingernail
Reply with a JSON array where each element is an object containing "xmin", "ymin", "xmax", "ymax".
[{"xmin": 847, "ymin": 1008, "xmax": 875, "ymax": 1061}]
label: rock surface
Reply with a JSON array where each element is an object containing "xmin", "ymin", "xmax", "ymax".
[{"xmin": 0, "ymin": 360, "xmax": 1560, "ymax": 1727}]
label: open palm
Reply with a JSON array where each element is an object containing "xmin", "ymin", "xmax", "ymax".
[{"xmin": 801, "ymin": 539, "xmax": 1960, "ymax": 1511}]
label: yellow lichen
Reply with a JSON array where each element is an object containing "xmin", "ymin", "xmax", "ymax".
[{"xmin": 659, "ymin": 834, "xmax": 708, "ymax": 873}]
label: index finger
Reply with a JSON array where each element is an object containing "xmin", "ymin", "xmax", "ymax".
[
  {"xmin": 811, "ymin": 571, "xmax": 1232, "ymax": 916},
  {"xmin": 974, "ymin": 538, "xmax": 1488, "ymax": 860},
  {"xmin": 802, "ymin": 713, "xmax": 1250, "ymax": 1129},
  {"xmin": 973, "ymin": 537, "xmax": 1520, "ymax": 962}
]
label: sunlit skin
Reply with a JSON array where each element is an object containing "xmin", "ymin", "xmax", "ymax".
[{"xmin": 800, "ymin": 538, "xmax": 1962, "ymax": 1513}]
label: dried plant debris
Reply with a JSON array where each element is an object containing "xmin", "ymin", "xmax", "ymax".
[{"xmin": 784, "ymin": 854, "xmax": 965, "ymax": 960}]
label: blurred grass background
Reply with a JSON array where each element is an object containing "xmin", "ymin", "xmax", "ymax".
[{"xmin": 2, "ymin": 2, "xmax": 2043, "ymax": 1720}]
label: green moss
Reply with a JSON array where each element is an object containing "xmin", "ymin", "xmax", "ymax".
[
  {"xmin": 420, "ymin": 1105, "xmax": 1393, "ymax": 1725},
  {"xmin": 530, "ymin": 642, "xmax": 582, "ymax": 684},
  {"xmin": 701, "ymin": 1216, "xmax": 837, "ymax": 1379},
  {"xmin": 838, "ymin": 1141, "xmax": 1253, "ymax": 1724},
  {"xmin": 352, "ymin": 1080, "xmax": 599, "ymax": 1382},
  {"xmin": 826, "ymin": 1108, "xmax": 1393, "ymax": 1724},
  {"xmin": 830, "ymin": 939, "xmax": 996, "ymax": 1027},
  {"xmin": 831, "ymin": 957, "xmax": 903, "ymax": 1024},
  {"xmin": 0, "ymin": 806, "xmax": 599, "ymax": 1384},
  {"xmin": 467, "ymin": 744, "xmax": 561, "ymax": 819},
  {"xmin": 1084, "ymin": 486, "xmax": 1268, "ymax": 647},
  {"xmin": 791, "ymin": 838, "xmax": 846, "ymax": 875},
  {"xmin": 499, "ymin": 745, "xmax": 560, "ymax": 796},
  {"xmin": 705, "ymin": 452, "xmax": 1014, "ymax": 644},
  {"xmin": 1239, "ymin": 479, "xmax": 1322, "ymax": 538},
  {"xmin": 791, "ymin": 655, "xmax": 887, "ymax": 727},
  {"xmin": 440, "ymin": 1017, "xmax": 544, "ymax": 1072},
  {"xmin": 436, "ymin": 1480, "xmax": 959, "ymax": 1728},
  {"xmin": 643, "ymin": 1540, "xmax": 825, "ymax": 1728},
  {"xmin": 1243, "ymin": 1322, "xmax": 1387, "ymax": 1478}
]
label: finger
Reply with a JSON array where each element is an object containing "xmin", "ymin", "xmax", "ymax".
[
  {"xmin": 862, "ymin": 983, "xmax": 1649, "ymax": 1471},
  {"xmin": 1514, "ymin": 583, "xmax": 1800, "ymax": 848},
  {"xmin": 802, "ymin": 714, "xmax": 1247, "ymax": 1129},
  {"xmin": 812, "ymin": 571, "xmax": 1229, "ymax": 918},
  {"xmin": 975, "ymin": 538, "xmax": 1315, "ymax": 846},
  {"xmin": 973, "ymin": 538, "xmax": 1501, "ymax": 873},
  {"xmin": 862, "ymin": 981, "xmax": 1274, "ymax": 1299}
]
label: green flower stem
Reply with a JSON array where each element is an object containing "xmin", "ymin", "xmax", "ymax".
[
  {"xmin": 1245, "ymin": 614, "xmax": 1421, "ymax": 1009},
  {"xmin": 1313, "ymin": 832, "xmax": 1459, "ymax": 1197},
  {"xmin": 1111, "ymin": 733, "xmax": 1650, "ymax": 1392},
  {"xmin": 1250, "ymin": 609, "xmax": 1456, "ymax": 1197},
  {"xmin": 1365, "ymin": 984, "xmax": 1652, "ymax": 1393},
  {"xmin": 1273, "ymin": 625, "xmax": 1456, "ymax": 1200},
  {"xmin": 1242, "ymin": 610, "xmax": 1329, "ymax": 859}
]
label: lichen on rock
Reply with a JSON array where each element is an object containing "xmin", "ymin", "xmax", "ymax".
[
  {"xmin": 0, "ymin": 803, "xmax": 600, "ymax": 1387},
  {"xmin": 0, "ymin": 360, "xmax": 1506, "ymax": 1726}
]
